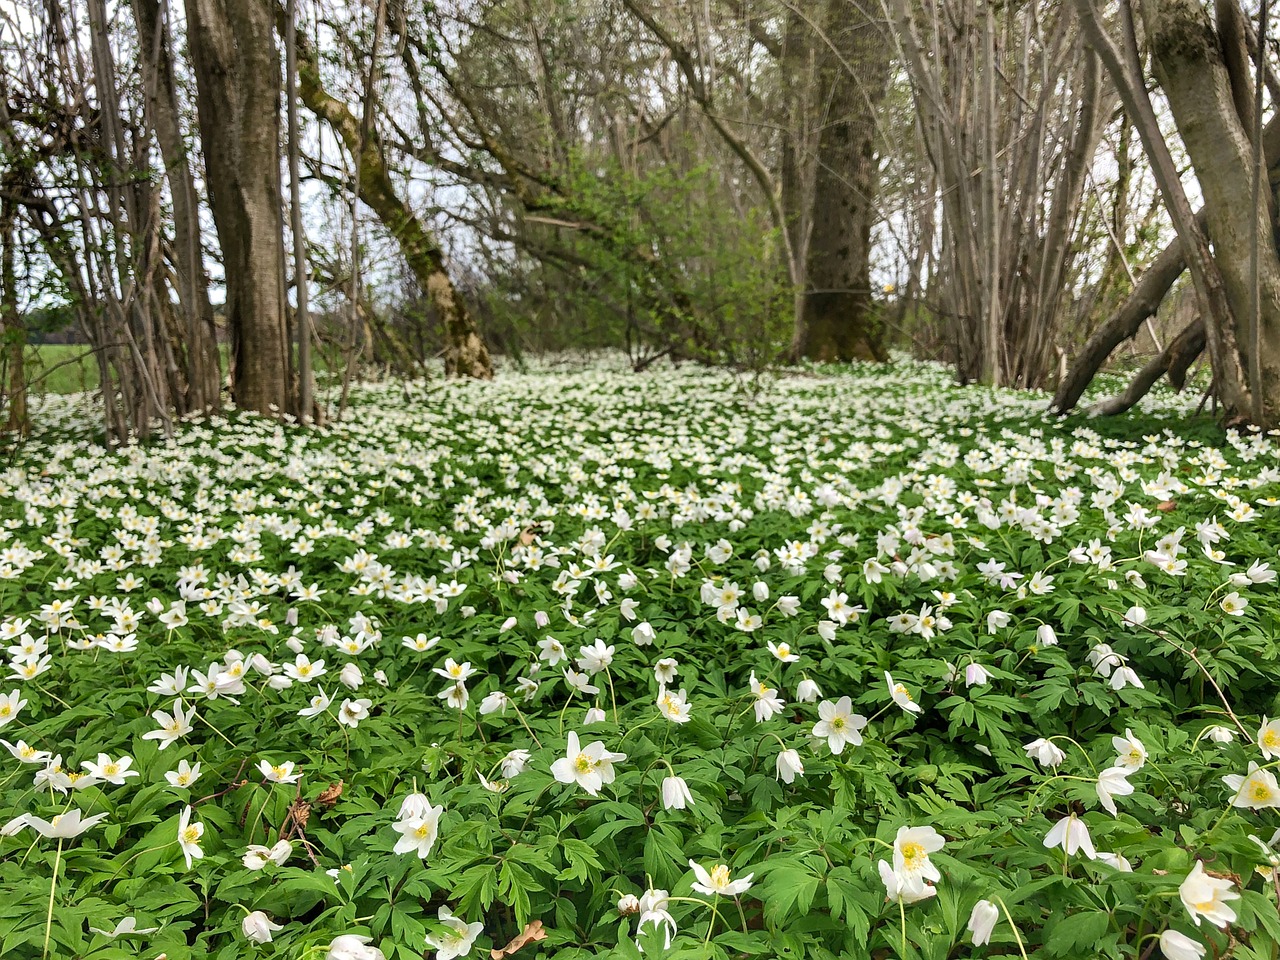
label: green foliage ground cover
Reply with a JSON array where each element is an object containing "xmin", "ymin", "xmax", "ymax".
[{"xmin": 0, "ymin": 356, "xmax": 1277, "ymax": 960}]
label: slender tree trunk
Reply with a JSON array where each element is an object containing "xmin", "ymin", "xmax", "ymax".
[
  {"xmin": 0, "ymin": 195, "xmax": 25, "ymax": 435},
  {"xmin": 284, "ymin": 0, "xmax": 314, "ymax": 421},
  {"xmin": 132, "ymin": 0, "xmax": 221, "ymax": 414},
  {"xmin": 186, "ymin": 0, "xmax": 294, "ymax": 416}
]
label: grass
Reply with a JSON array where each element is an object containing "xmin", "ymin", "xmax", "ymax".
[
  {"xmin": 23, "ymin": 345, "xmax": 105, "ymax": 395},
  {"xmin": 21, "ymin": 344, "xmax": 338, "ymax": 396}
]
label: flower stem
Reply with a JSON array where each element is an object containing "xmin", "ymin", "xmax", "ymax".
[
  {"xmin": 994, "ymin": 896, "xmax": 1029, "ymax": 960},
  {"xmin": 42, "ymin": 837, "xmax": 63, "ymax": 958}
]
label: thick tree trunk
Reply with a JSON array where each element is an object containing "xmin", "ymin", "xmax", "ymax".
[
  {"xmin": 289, "ymin": 22, "xmax": 492, "ymax": 379},
  {"xmin": 791, "ymin": 0, "xmax": 890, "ymax": 362},
  {"xmin": 1145, "ymin": 0, "xmax": 1280, "ymax": 425},
  {"xmin": 185, "ymin": 0, "xmax": 294, "ymax": 416},
  {"xmin": 133, "ymin": 0, "xmax": 221, "ymax": 414}
]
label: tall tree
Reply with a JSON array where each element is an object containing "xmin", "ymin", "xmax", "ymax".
[
  {"xmin": 890, "ymin": 0, "xmax": 1110, "ymax": 388},
  {"xmin": 789, "ymin": 0, "xmax": 892, "ymax": 362},
  {"xmin": 184, "ymin": 0, "xmax": 295, "ymax": 416}
]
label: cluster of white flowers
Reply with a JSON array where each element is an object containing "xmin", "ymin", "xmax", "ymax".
[{"xmin": 0, "ymin": 357, "xmax": 1276, "ymax": 957}]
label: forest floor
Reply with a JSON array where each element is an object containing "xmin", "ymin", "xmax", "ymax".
[{"xmin": 0, "ymin": 356, "xmax": 1274, "ymax": 960}]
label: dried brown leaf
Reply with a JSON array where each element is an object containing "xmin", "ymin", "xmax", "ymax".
[
  {"xmin": 490, "ymin": 920, "xmax": 547, "ymax": 958},
  {"xmin": 316, "ymin": 781, "xmax": 344, "ymax": 808}
]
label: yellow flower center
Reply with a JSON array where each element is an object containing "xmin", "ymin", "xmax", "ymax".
[
  {"xmin": 414, "ymin": 822, "xmax": 433, "ymax": 840},
  {"xmin": 1251, "ymin": 782, "xmax": 1273, "ymax": 802},
  {"xmin": 900, "ymin": 842, "xmax": 925, "ymax": 867},
  {"xmin": 182, "ymin": 826, "xmax": 201, "ymax": 843},
  {"xmin": 574, "ymin": 754, "xmax": 593, "ymax": 774},
  {"xmin": 831, "ymin": 716, "xmax": 846, "ymax": 731}
]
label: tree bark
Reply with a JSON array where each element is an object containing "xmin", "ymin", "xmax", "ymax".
[
  {"xmin": 1145, "ymin": 0, "xmax": 1280, "ymax": 425},
  {"xmin": 1052, "ymin": 210, "xmax": 1206, "ymax": 413},
  {"xmin": 1087, "ymin": 318, "xmax": 1206, "ymax": 416},
  {"xmin": 185, "ymin": 0, "xmax": 294, "ymax": 416},
  {"xmin": 0, "ymin": 193, "xmax": 25, "ymax": 435},
  {"xmin": 283, "ymin": 0, "xmax": 314, "ymax": 421},
  {"xmin": 790, "ymin": 0, "xmax": 891, "ymax": 362}
]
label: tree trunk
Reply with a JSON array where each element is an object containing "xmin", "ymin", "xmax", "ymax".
[
  {"xmin": 1145, "ymin": 0, "xmax": 1280, "ymax": 425},
  {"xmin": 133, "ymin": 0, "xmax": 221, "ymax": 414},
  {"xmin": 1087, "ymin": 318, "xmax": 1206, "ymax": 417},
  {"xmin": 283, "ymin": 0, "xmax": 314, "ymax": 421},
  {"xmin": 289, "ymin": 21, "xmax": 493, "ymax": 379},
  {"xmin": 185, "ymin": 0, "xmax": 294, "ymax": 416},
  {"xmin": 1052, "ymin": 211, "xmax": 1205, "ymax": 413},
  {"xmin": 0, "ymin": 194, "xmax": 25, "ymax": 435},
  {"xmin": 791, "ymin": 0, "xmax": 891, "ymax": 362}
]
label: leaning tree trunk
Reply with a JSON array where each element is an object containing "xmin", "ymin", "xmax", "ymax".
[
  {"xmin": 185, "ymin": 0, "xmax": 294, "ymax": 416},
  {"xmin": 791, "ymin": 0, "xmax": 891, "ymax": 362},
  {"xmin": 1145, "ymin": 0, "xmax": 1280, "ymax": 426},
  {"xmin": 289, "ymin": 20, "xmax": 492, "ymax": 379},
  {"xmin": 1052, "ymin": 211, "xmax": 1205, "ymax": 413}
]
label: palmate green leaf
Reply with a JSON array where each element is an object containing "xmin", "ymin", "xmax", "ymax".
[
  {"xmin": 756, "ymin": 856, "xmax": 823, "ymax": 925},
  {"xmin": 555, "ymin": 836, "xmax": 603, "ymax": 884},
  {"xmin": 1043, "ymin": 910, "xmax": 1113, "ymax": 956},
  {"xmin": 449, "ymin": 863, "xmax": 498, "ymax": 917},
  {"xmin": 497, "ymin": 858, "xmax": 542, "ymax": 925}
]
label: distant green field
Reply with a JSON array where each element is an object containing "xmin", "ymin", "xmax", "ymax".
[
  {"xmin": 21, "ymin": 344, "xmax": 336, "ymax": 395},
  {"xmin": 22, "ymin": 345, "xmax": 104, "ymax": 395}
]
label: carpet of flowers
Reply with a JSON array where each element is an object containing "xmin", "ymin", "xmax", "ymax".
[{"xmin": 1, "ymin": 356, "xmax": 1279, "ymax": 960}]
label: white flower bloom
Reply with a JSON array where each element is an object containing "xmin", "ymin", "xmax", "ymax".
[
  {"xmin": 424, "ymin": 906, "xmax": 483, "ymax": 960},
  {"xmin": 1112, "ymin": 729, "xmax": 1147, "ymax": 770},
  {"xmin": 1158, "ymin": 930, "xmax": 1205, "ymax": 960},
  {"xmin": 689, "ymin": 859, "xmax": 753, "ymax": 896},
  {"xmin": 550, "ymin": 731, "xmax": 625, "ymax": 796},
  {"xmin": 1043, "ymin": 814, "xmax": 1096, "ymax": 859},
  {"xmin": 1179, "ymin": 861, "xmax": 1238, "ymax": 928},
  {"xmin": 967, "ymin": 900, "xmax": 999, "ymax": 945},
  {"xmin": 661, "ymin": 775, "xmax": 693, "ymax": 810},
  {"xmin": 885, "ymin": 671, "xmax": 922, "ymax": 715},
  {"xmin": 812, "ymin": 697, "xmax": 868, "ymax": 755},
  {"xmin": 242, "ymin": 910, "xmax": 283, "ymax": 943},
  {"xmin": 392, "ymin": 801, "xmax": 444, "ymax": 858},
  {"xmin": 775, "ymin": 748, "xmax": 804, "ymax": 784}
]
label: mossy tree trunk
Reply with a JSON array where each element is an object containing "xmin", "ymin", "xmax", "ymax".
[{"xmin": 288, "ymin": 16, "xmax": 493, "ymax": 380}]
